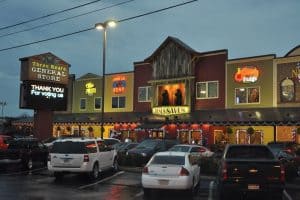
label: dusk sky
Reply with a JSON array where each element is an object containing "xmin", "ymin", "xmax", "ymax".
[{"xmin": 0, "ymin": 0, "xmax": 299, "ymax": 117}]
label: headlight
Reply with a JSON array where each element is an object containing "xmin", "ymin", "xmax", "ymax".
[{"xmin": 141, "ymin": 153, "xmax": 147, "ymax": 157}]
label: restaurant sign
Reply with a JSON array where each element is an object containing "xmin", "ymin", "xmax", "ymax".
[
  {"xmin": 152, "ymin": 106, "xmax": 190, "ymax": 116},
  {"xmin": 234, "ymin": 66, "xmax": 259, "ymax": 83}
]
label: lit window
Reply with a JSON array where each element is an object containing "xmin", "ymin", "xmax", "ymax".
[
  {"xmin": 138, "ymin": 86, "xmax": 152, "ymax": 102},
  {"xmin": 196, "ymin": 81, "xmax": 218, "ymax": 99},
  {"xmin": 235, "ymin": 87, "xmax": 260, "ymax": 104}
]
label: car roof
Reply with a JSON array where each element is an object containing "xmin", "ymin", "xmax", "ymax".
[{"xmin": 55, "ymin": 137, "xmax": 96, "ymax": 142}]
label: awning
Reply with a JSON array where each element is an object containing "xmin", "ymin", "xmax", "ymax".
[{"xmin": 136, "ymin": 123, "xmax": 164, "ymax": 130}]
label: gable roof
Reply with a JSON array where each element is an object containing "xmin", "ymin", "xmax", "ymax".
[
  {"xmin": 285, "ymin": 45, "xmax": 300, "ymax": 57},
  {"xmin": 144, "ymin": 36, "xmax": 199, "ymax": 62},
  {"xmin": 77, "ymin": 73, "xmax": 100, "ymax": 80},
  {"xmin": 19, "ymin": 52, "xmax": 70, "ymax": 67}
]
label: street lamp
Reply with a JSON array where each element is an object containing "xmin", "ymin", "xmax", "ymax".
[
  {"xmin": 0, "ymin": 101, "xmax": 7, "ymax": 119},
  {"xmin": 95, "ymin": 20, "xmax": 117, "ymax": 139}
]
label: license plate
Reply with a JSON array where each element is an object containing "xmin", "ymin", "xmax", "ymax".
[
  {"xmin": 158, "ymin": 180, "xmax": 169, "ymax": 185},
  {"xmin": 248, "ymin": 184, "xmax": 260, "ymax": 190}
]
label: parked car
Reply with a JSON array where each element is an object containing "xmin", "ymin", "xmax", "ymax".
[
  {"xmin": 272, "ymin": 149, "xmax": 300, "ymax": 178},
  {"xmin": 117, "ymin": 142, "xmax": 139, "ymax": 165},
  {"xmin": 103, "ymin": 138, "xmax": 121, "ymax": 148},
  {"xmin": 268, "ymin": 141, "xmax": 299, "ymax": 154},
  {"xmin": 48, "ymin": 137, "xmax": 118, "ymax": 180},
  {"xmin": 142, "ymin": 151, "xmax": 201, "ymax": 197},
  {"xmin": 126, "ymin": 139, "xmax": 178, "ymax": 166},
  {"xmin": 0, "ymin": 135, "xmax": 13, "ymax": 150},
  {"xmin": 169, "ymin": 144, "xmax": 214, "ymax": 157},
  {"xmin": 0, "ymin": 137, "xmax": 48, "ymax": 170},
  {"xmin": 42, "ymin": 136, "xmax": 58, "ymax": 150},
  {"xmin": 216, "ymin": 144, "xmax": 285, "ymax": 200}
]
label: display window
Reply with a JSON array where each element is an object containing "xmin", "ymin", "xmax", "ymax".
[{"xmin": 235, "ymin": 87, "xmax": 260, "ymax": 104}]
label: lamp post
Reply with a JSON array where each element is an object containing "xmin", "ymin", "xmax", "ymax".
[
  {"xmin": 95, "ymin": 20, "xmax": 117, "ymax": 139},
  {"xmin": 0, "ymin": 101, "xmax": 7, "ymax": 119}
]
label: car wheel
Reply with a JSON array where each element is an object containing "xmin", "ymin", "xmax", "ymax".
[
  {"xmin": 54, "ymin": 172, "xmax": 64, "ymax": 180},
  {"xmin": 89, "ymin": 163, "xmax": 99, "ymax": 180},
  {"xmin": 143, "ymin": 188, "xmax": 151, "ymax": 197},
  {"xmin": 112, "ymin": 158, "xmax": 119, "ymax": 172}
]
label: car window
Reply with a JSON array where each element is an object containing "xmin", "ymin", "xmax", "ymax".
[
  {"xmin": 51, "ymin": 141, "xmax": 88, "ymax": 154},
  {"xmin": 169, "ymin": 146, "xmax": 190, "ymax": 152},
  {"xmin": 136, "ymin": 140, "xmax": 159, "ymax": 149},
  {"xmin": 150, "ymin": 155, "xmax": 185, "ymax": 165},
  {"xmin": 226, "ymin": 146, "xmax": 275, "ymax": 159},
  {"xmin": 85, "ymin": 142, "xmax": 97, "ymax": 153},
  {"xmin": 190, "ymin": 147, "xmax": 200, "ymax": 153}
]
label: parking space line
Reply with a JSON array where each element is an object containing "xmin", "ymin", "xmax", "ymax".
[
  {"xmin": 135, "ymin": 190, "xmax": 143, "ymax": 197},
  {"xmin": 78, "ymin": 171, "xmax": 124, "ymax": 190},
  {"xmin": 283, "ymin": 190, "xmax": 292, "ymax": 200},
  {"xmin": 0, "ymin": 167, "xmax": 47, "ymax": 176},
  {"xmin": 208, "ymin": 181, "xmax": 214, "ymax": 200}
]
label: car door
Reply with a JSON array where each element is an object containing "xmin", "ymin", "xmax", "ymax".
[{"xmin": 97, "ymin": 141, "xmax": 110, "ymax": 169}]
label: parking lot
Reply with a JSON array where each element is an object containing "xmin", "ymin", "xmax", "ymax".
[{"xmin": 0, "ymin": 167, "xmax": 299, "ymax": 200}]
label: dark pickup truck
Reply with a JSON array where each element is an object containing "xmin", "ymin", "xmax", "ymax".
[
  {"xmin": 216, "ymin": 144, "xmax": 285, "ymax": 200},
  {"xmin": 0, "ymin": 137, "xmax": 48, "ymax": 170}
]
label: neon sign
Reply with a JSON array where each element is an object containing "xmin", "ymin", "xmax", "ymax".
[
  {"xmin": 113, "ymin": 76, "xmax": 126, "ymax": 94},
  {"xmin": 234, "ymin": 66, "xmax": 259, "ymax": 83},
  {"xmin": 85, "ymin": 82, "xmax": 96, "ymax": 96},
  {"xmin": 152, "ymin": 106, "xmax": 190, "ymax": 116}
]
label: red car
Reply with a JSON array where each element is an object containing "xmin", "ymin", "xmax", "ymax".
[{"xmin": 0, "ymin": 135, "xmax": 13, "ymax": 150}]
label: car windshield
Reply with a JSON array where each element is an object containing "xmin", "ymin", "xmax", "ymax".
[
  {"xmin": 150, "ymin": 155, "xmax": 185, "ymax": 165},
  {"xmin": 136, "ymin": 140, "xmax": 159, "ymax": 149},
  {"xmin": 226, "ymin": 146, "xmax": 275, "ymax": 159},
  {"xmin": 169, "ymin": 145, "xmax": 191, "ymax": 152},
  {"xmin": 51, "ymin": 141, "xmax": 88, "ymax": 154}
]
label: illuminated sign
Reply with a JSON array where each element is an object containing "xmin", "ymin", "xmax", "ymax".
[
  {"xmin": 85, "ymin": 82, "xmax": 96, "ymax": 96},
  {"xmin": 291, "ymin": 62, "xmax": 300, "ymax": 82},
  {"xmin": 30, "ymin": 84, "xmax": 65, "ymax": 99},
  {"xmin": 234, "ymin": 66, "xmax": 259, "ymax": 83},
  {"xmin": 19, "ymin": 81, "xmax": 68, "ymax": 110},
  {"xmin": 112, "ymin": 76, "xmax": 126, "ymax": 94},
  {"xmin": 152, "ymin": 106, "xmax": 190, "ymax": 116},
  {"xmin": 20, "ymin": 53, "xmax": 69, "ymax": 85}
]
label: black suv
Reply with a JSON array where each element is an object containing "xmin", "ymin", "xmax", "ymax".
[{"xmin": 126, "ymin": 139, "xmax": 178, "ymax": 166}]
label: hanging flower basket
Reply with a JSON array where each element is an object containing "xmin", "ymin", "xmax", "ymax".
[
  {"xmin": 247, "ymin": 127, "xmax": 255, "ymax": 135},
  {"xmin": 226, "ymin": 127, "xmax": 233, "ymax": 134}
]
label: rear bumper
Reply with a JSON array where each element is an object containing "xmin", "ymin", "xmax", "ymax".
[
  {"xmin": 47, "ymin": 162, "xmax": 93, "ymax": 173},
  {"xmin": 142, "ymin": 174, "xmax": 193, "ymax": 190},
  {"xmin": 219, "ymin": 181, "xmax": 284, "ymax": 195}
]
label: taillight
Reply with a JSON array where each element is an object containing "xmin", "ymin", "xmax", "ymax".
[
  {"xmin": 222, "ymin": 162, "xmax": 228, "ymax": 181},
  {"xmin": 48, "ymin": 155, "xmax": 51, "ymax": 162},
  {"xmin": 280, "ymin": 165, "xmax": 285, "ymax": 183},
  {"xmin": 179, "ymin": 167, "xmax": 190, "ymax": 176},
  {"xmin": 142, "ymin": 167, "xmax": 149, "ymax": 174},
  {"xmin": 83, "ymin": 154, "xmax": 89, "ymax": 162}
]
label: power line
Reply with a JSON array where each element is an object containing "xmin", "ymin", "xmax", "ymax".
[
  {"xmin": 0, "ymin": 0, "xmax": 103, "ymax": 31},
  {"xmin": 0, "ymin": 0, "xmax": 198, "ymax": 52},
  {"xmin": 0, "ymin": 0, "xmax": 135, "ymax": 39}
]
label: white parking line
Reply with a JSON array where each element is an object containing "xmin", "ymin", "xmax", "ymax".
[
  {"xmin": 283, "ymin": 190, "xmax": 292, "ymax": 200},
  {"xmin": 135, "ymin": 190, "xmax": 143, "ymax": 197},
  {"xmin": 78, "ymin": 171, "xmax": 124, "ymax": 190},
  {"xmin": 0, "ymin": 167, "xmax": 47, "ymax": 176},
  {"xmin": 208, "ymin": 181, "xmax": 214, "ymax": 200}
]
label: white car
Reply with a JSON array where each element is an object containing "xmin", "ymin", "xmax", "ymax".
[
  {"xmin": 141, "ymin": 151, "xmax": 201, "ymax": 197},
  {"xmin": 169, "ymin": 144, "xmax": 214, "ymax": 157},
  {"xmin": 48, "ymin": 137, "xmax": 118, "ymax": 180}
]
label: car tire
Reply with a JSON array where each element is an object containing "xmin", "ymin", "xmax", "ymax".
[
  {"xmin": 143, "ymin": 188, "xmax": 151, "ymax": 197},
  {"xmin": 54, "ymin": 172, "xmax": 64, "ymax": 180},
  {"xmin": 89, "ymin": 163, "xmax": 99, "ymax": 180}
]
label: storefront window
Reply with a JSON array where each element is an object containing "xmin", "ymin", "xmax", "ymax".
[
  {"xmin": 196, "ymin": 81, "xmax": 218, "ymax": 99},
  {"xmin": 280, "ymin": 78, "xmax": 295, "ymax": 102},
  {"xmin": 235, "ymin": 87, "xmax": 260, "ymax": 104},
  {"xmin": 138, "ymin": 86, "xmax": 152, "ymax": 102},
  {"xmin": 94, "ymin": 97, "xmax": 101, "ymax": 110}
]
